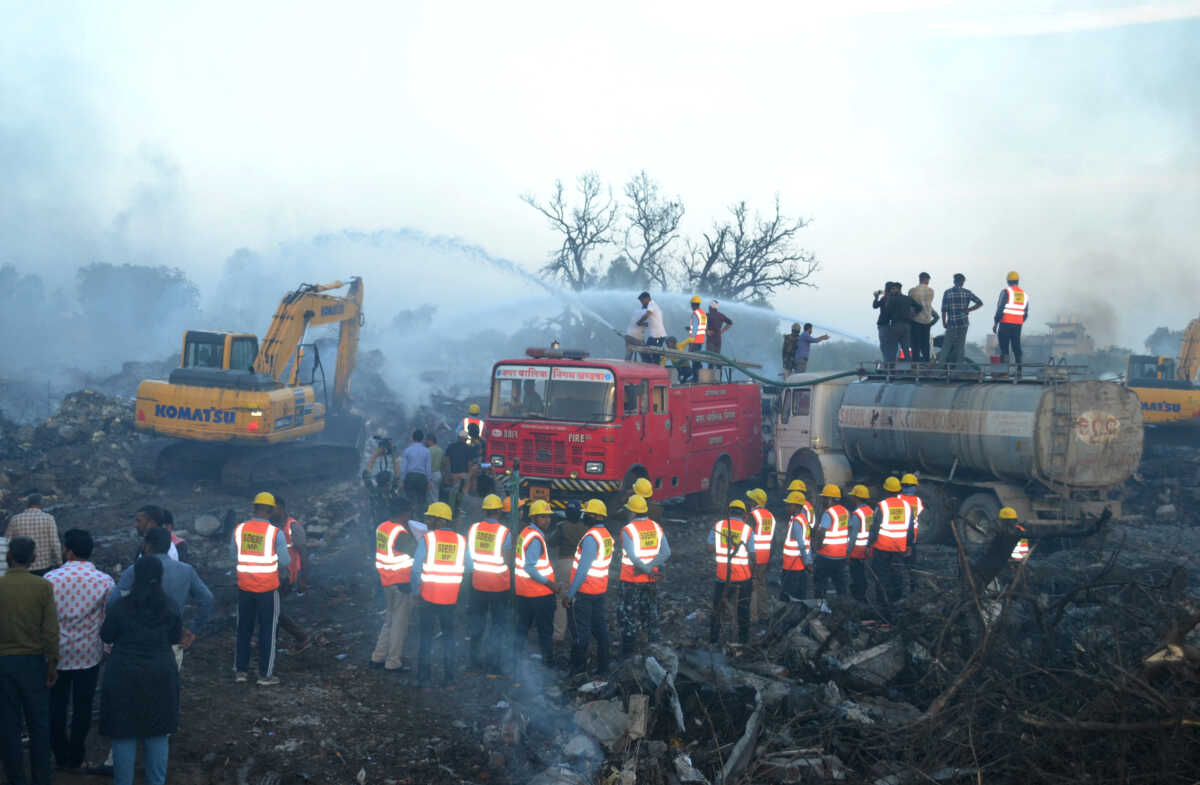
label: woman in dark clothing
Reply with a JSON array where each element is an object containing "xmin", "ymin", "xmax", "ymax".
[{"xmin": 100, "ymin": 556, "xmax": 181, "ymax": 785}]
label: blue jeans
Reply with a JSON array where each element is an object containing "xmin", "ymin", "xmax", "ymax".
[{"xmin": 113, "ymin": 736, "xmax": 168, "ymax": 785}]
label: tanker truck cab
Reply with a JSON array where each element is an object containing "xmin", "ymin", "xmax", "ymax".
[
  {"xmin": 485, "ymin": 348, "xmax": 762, "ymax": 510},
  {"xmin": 774, "ymin": 373, "xmax": 856, "ymax": 494}
]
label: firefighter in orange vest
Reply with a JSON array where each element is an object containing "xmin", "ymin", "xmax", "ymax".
[
  {"xmin": 679, "ymin": 294, "xmax": 708, "ymax": 383},
  {"xmin": 787, "ymin": 479, "xmax": 816, "ymax": 526},
  {"xmin": 232, "ymin": 492, "xmax": 291, "ymax": 685},
  {"xmin": 869, "ymin": 477, "xmax": 915, "ymax": 609},
  {"xmin": 746, "ymin": 488, "xmax": 775, "ymax": 621},
  {"xmin": 898, "ymin": 473, "xmax": 925, "ymax": 552},
  {"xmin": 466, "ymin": 494, "xmax": 512, "ymax": 672},
  {"xmin": 810, "ymin": 485, "xmax": 854, "ymax": 598},
  {"xmin": 371, "ymin": 496, "xmax": 417, "ymax": 672},
  {"xmin": 1005, "ymin": 508, "xmax": 1030, "ymax": 563},
  {"xmin": 461, "ymin": 403, "xmax": 486, "ymax": 446},
  {"xmin": 513, "ymin": 500, "xmax": 559, "ymax": 669},
  {"xmin": 780, "ymin": 490, "xmax": 812, "ymax": 601},
  {"xmin": 411, "ymin": 502, "xmax": 470, "ymax": 685},
  {"xmin": 846, "ymin": 485, "xmax": 874, "ymax": 602},
  {"xmin": 618, "ymin": 494, "xmax": 670, "ymax": 656},
  {"xmin": 564, "ymin": 499, "xmax": 615, "ymax": 676},
  {"xmin": 707, "ymin": 499, "xmax": 755, "ymax": 644},
  {"xmin": 993, "ymin": 271, "xmax": 1028, "ymax": 365}
]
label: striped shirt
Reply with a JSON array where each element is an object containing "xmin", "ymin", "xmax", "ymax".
[{"xmin": 5, "ymin": 509, "xmax": 61, "ymax": 572}]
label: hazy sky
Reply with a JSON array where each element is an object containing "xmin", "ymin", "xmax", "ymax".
[{"xmin": 3, "ymin": 0, "xmax": 1198, "ymax": 349}]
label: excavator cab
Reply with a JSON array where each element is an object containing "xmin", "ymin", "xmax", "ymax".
[
  {"xmin": 181, "ymin": 331, "xmax": 259, "ymax": 372},
  {"xmin": 1127, "ymin": 355, "xmax": 1185, "ymax": 388}
]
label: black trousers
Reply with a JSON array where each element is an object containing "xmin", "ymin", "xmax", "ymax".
[
  {"xmin": 619, "ymin": 581, "xmax": 660, "ymax": 655},
  {"xmin": 910, "ymin": 322, "xmax": 932, "ymax": 362},
  {"xmin": 710, "ymin": 580, "xmax": 751, "ymax": 644},
  {"xmin": 812, "ymin": 556, "xmax": 847, "ymax": 597},
  {"xmin": 568, "ymin": 593, "xmax": 610, "ymax": 676},
  {"xmin": 49, "ymin": 664, "xmax": 99, "ymax": 769},
  {"xmin": 641, "ymin": 336, "xmax": 665, "ymax": 364},
  {"xmin": 469, "ymin": 587, "xmax": 510, "ymax": 668},
  {"xmin": 780, "ymin": 568, "xmax": 808, "ymax": 601},
  {"xmin": 849, "ymin": 558, "xmax": 868, "ymax": 602},
  {"xmin": 0, "ymin": 654, "xmax": 51, "ymax": 785},
  {"xmin": 235, "ymin": 589, "xmax": 279, "ymax": 676},
  {"xmin": 997, "ymin": 323, "xmax": 1023, "ymax": 363},
  {"xmin": 417, "ymin": 600, "xmax": 457, "ymax": 682},
  {"xmin": 514, "ymin": 594, "xmax": 555, "ymax": 665},
  {"xmin": 403, "ymin": 472, "xmax": 429, "ymax": 508},
  {"xmin": 872, "ymin": 550, "xmax": 906, "ymax": 608}
]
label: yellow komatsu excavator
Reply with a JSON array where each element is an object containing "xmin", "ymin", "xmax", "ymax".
[
  {"xmin": 134, "ymin": 278, "xmax": 365, "ymax": 486},
  {"xmin": 1126, "ymin": 315, "xmax": 1200, "ymax": 428}
]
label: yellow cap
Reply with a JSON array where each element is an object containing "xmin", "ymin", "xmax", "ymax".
[
  {"xmin": 583, "ymin": 498, "xmax": 608, "ymax": 517},
  {"xmin": 425, "ymin": 501, "xmax": 454, "ymax": 521},
  {"xmin": 883, "ymin": 476, "xmax": 902, "ymax": 493},
  {"xmin": 633, "ymin": 477, "xmax": 653, "ymax": 498},
  {"xmin": 624, "ymin": 495, "xmax": 648, "ymax": 514},
  {"xmin": 528, "ymin": 499, "xmax": 552, "ymax": 517},
  {"xmin": 690, "ymin": 295, "xmax": 701, "ymax": 304},
  {"xmin": 820, "ymin": 484, "xmax": 841, "ymax": 499},
  {"xmin": 481, "ymin": 494, "xmax": 503, "ymax": 510},
  {"xmin": 728, "ymin": 499, "xmax": 746, "ymax": 512},
  {"xmin": 849, "ymin": 484, "xmax": 870, "ymax": 500},
  {"xmin": 746, "ymin": 488, "xmax": 767, "ymax": 507},
  {"xmin": 901, "ymin": 473, "xmax": 919, "ymax": 487},
  {"xmin": 1006, "ymin": 271, "xmax": 1019, "ymax": 283},
  {"xmin": 785, "ymin": 491, "xmax": 807, "ymax": 505},
  {"xmin": 468, "ymin": 403, "xmax": 481, "ymax": 415},
  {"xmin": 999, "ymin": 507, "xmax": 1019, "ymax": 520},
  {"xmin": 253, "ymin": 492, "xmax": 276, "ymax": 507},
  {"xmin": 787, "ymin": 479, "xmax": 807, "ymax": 493}
]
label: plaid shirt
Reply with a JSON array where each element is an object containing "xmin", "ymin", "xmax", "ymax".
[
  {"xmin": 5, "ymin": 509, "xmax": 62, "ymax": 572},
  {"xmin": 940, "ymin": 286, "xmax": 983, "ymax": 330}
]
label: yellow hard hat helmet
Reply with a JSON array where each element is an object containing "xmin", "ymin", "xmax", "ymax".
[
  {"xmin": 901, "ymin": 473, "xmax": 919, "ymax": 487},
  {"xmin": 468, "ymin": 403, "xmax": 481, "ymax": 415},
  {"xmin": 728, "ymin": 499, "xmax": 746, "ymax": 512},
  {"xmin": 633, "ymin": 477, "xmax": 653, "ymax": 498},
  {"xmin": 1006, "ymin": 271, "xmax": 1019, "ymax": 283},
  {"xmin": 849, "ymin": 484, "xmax": 870, "ymax": 500},
  {"xmin": 787, "ymin": 479, "xmax": 807, "ymax": 493},
  {"xmin": 528, "ymin": 499, "xmax": 552, "ymax": 518},
  {"xmin": 690, "ymin": 295, "xmax": 701, "ymax": 304},
  {"xmin": 746, "ymin": 488, "xmax": 767, "ymax": 507},
  {"xmin": 583, "ymin": 498, "xmax": 608, "ymax": 517},
  {"xmin": 252, "ymin": 491, "xmax": 276, "ymax": 508},
  {"xmin": 883, "ymin": 476, "xmax": 902, "ymax": 493},
  {"xmin": 998, "ymin": 507, "xmax": 1019, "ymax": 521},
  {"xmin": 820, "ymin": 484, "xmax": 841, "ymax": 499},
  {"xmin": 625, "ymin": 495, "xmax": 648, "ymax": 514},
  {"xmin": 425, "ymin": 501, "xmax": 454, "ymax": 521},
  {"xmin": 481, "ymin": 494, "xmax": 503, "ymax": 511},
  {"xmin": 785, "ymin": 491, "xmax": 807, "ymax": 506}
]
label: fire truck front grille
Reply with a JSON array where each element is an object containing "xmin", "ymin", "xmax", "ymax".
[{"xmin": 521, "ymin": 434, "xmax": 567, "ymax": 475}]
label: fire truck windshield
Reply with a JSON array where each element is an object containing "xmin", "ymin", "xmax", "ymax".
[{"xmin": 490, "ymin": 364, "xmax": 616, "ymax": 423}]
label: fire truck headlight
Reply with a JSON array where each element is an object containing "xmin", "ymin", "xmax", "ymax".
[
  {"xmin": 491, "ymin": 455, "xmax": 505, "ymax": 469},
  {"xmin": 584, "ymin": 461, "xmax": 605, "ymax": 474}
]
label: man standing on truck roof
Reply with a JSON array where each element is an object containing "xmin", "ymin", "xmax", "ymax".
[
  {"xmin": 708, "ymin": 500, "xmax": 755, "ymax": 645},
  {"xmin": 705, "ymin": 300, "xmax": 733, "ymax": 368},
  {"xmin": 618, "ymin": 494, "xmax": 669, "ymax": 656},
  {"xmin": 940, "ymin": 273, "xmax": 984, "ymax": 366},
  {"xmin": 678, "ymin": 295, "xmax": 707, "ymax": 383},
  {"xmin": 881, "ymin": 284, "xmax": 922, "ymax": 365},
  {"xmin": 780, "ymin": 491, "xmax": 812, "ymax": 601},
  {"xmin": 746, "ymin": 489, "xmax": 775, "ymax": 622},
  {"xmin": 793, "ymin": 323, "xmax": 829, "ymax": 374},
  {"xmin": 870, "ymin": 477, "xmax": 916, "ymax": 611},
  {"xmin": 810, "ymin": 485, "xmax": 852, "ymax": 598},
  {"xmin": 846, "ymin": 485, "xmax": 874, "ymax": 603},
  {"xmin": 993, "ymin": 271, "xmax": 1029, "ymax": 366},
  {"xmin": 636, "ymin": 292, "xmax": 667, "ymax": 364},
  {"xmin": 908, "ymin": 273, "xmax": 939, "ymax": 363}
]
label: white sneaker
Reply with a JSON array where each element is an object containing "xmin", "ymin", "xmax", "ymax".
[
  {"xmin": 235, "ymin": 672, "xmax": 249, "ymax": 683},
  {"xmin": 257, "ymin": 675, "xmax": 280, "ymax": 686}
]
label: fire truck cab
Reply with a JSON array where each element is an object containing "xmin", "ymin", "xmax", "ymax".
[{"xmin": 485, "ymin": 348, "xmax": 763, "ymax": 511}]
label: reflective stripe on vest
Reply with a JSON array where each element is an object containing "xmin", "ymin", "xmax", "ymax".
[
  {"xmin": 817, "ymin": 505, "xmax": 850, "ymax": 558},
  {"xmin": 713, "ymin": 518, "xmax": 753, "ymax": 582},
  {"xmin": 375, "ymin": 521, "xmax": 414, "ymax": 586},
  {"xmin": 873, "ymin": 497, "xmax": 912, "ymax": 553},
  {"xmin": 462, "ymin": 416, "xmax": 486, "ymax": 437},
  {"xmin": 850, "ymin": 506, "xmax": 873, "ymax": 558},
  {"xmin": 691, "ymin": 308, "xmax": 708, "ymax": 343},
  {"xmin": 514, "ymin": 527, "xmax": 555, "ymax": 597},
  {"xmin": 620, "ymin": 519, "xmax": 664, "ymax": 583},
  {"xmin": 571, "ymin": 526, "xmax": 614, "ymax": 595},
  {"xmin": 419, "ymin": 530, "xmax": 466, "ymax": 604},
  {"xmin": 1001, "ymin": 286, "xmax": 1027, "ymax": 325},
  {"xmin": 750, "ymin": 507, "xmax": 775, "ymax": 565},
  {"xmin": 899, "ymin": 493, "xmax": 924, "ymax": 541},
  {"xmin": 782, "ymin": 511, "xmax": 811, "ymax": 572},
  {"xmin": 1011, "ymin": 539, "xmax": 1030, "ymax": 562},
  {"xmin": 235, "ymin": 519, "xmax": 280, "ymax": 592},
  {"xmin": 467, "ymin": 520, "xmax": 510, "ymax": 592}
]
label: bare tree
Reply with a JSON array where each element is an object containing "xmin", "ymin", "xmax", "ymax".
[
  {"xmin": 683, "ymin": 197, "xmax": 819, "ymax": 303},
  {"xmin": 521, "ymin": 172, "xmax": 618, "ymax": 291},
  {"xmin": 623, "ymin": 170, "xmax": 684, "ymax": 290}
]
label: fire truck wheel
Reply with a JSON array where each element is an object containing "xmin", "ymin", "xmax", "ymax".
[{"xmin": 702, "ymin": 460, "xmax": 731, "ymax": 512}]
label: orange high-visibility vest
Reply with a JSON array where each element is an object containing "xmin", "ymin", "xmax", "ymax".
[
  {"xmin": 419, "ymin": 529, "xmax": 467, "ymax": 605},
  {"xmin": 234, "ymin": 518, "xmax": 281, "ymax": 592},
  {"xmin": 873, "ymin": 497, "xmax": 912, "ymax": 553},
  {"xmin": 713, "ymin": 518, "xmax": 753, "ymax": 582},
  {"xmin": 781, "ymin": 510, "xmax": 811, "ymax": 572},
  {"xmin": 750, "ymin": 507, "xmax": 775, "ymax": 565},
  {"xmin": 899, "ymin": 493, "xmax": 924, "ymax": 541},
  {"xmin": 514, "ymin": 527, "xmax": 555, "ymax": 597},
  {"xmin": 570, "ymin": 526, "xmax": 614, "ymax": 595},
  {"xmin": 816, "ymin": 505, "xmax": 850, "ymax": 559},
  {"xmin": 461, "ymin": 416, "xmax": 486, "ymax": 439},
  {"xmin": 1000, "ymin": 286, "xmax": 1027, "ymax": 325},
  {"xmin": 467, "ymin": 520, "xmax": 510, "ymax": 592},
  {"xmin": 375, "ymin": 521, "xmax": 414, "ymax": 586},
  {"xmin": 1010, "ymin": 539, "xmax": 1030, "ymax": 562},
  {"xmin": 620, "ymin": 519, "xmax": 664, "ymax": 583},
  {"xmin": 690, "ymin": 308, "xmax": 708, "ymax": 344},
  {"xmin": 850, "ymin": 506, "xmax": 873, "ymax": 559}
]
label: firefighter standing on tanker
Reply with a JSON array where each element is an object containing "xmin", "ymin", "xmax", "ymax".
[
  {"xmin": 993, "ymin": 271, "xmax": 1029, "ymax": 365},
  {"xmin": 466, "ymin": 494, "xmax": 512, "ymax": 673},
  {"xmin": 232, "ymin": 492, "xmax": 291, "ymax": 686},
  {"xmin": 846, "ymin": 485, "xmax": 874, "ymax": 603},
  {"xmin": 779, "ymin": 490, "xmax": 813, "ymax": 601},
  {"xmin": 810, "ymin": 485, "xmax": 855, "ymax": 598},
  {"xmin": 563, "ymin": 499, "xmax": 615, "ymax": 677},
  {"xmin": 371, "ymin": 497, "xmax": 418, "ymax": 672},
  {"xmin": 411, "ymin": 502, "xmax": 470, "ymax": 685},
  {"xmin": 618, "ymin": 493, "xmax": 670, "ymax": 656},
  {"xmin": 708, "ymin": 500, "xmax": 755, "ymax": 645},
  {"xmin": 513, "ymin": 500, "xmax": 559, "ymax": 670},
  {"xmin": 679, "ymin": 295, "xmax": 707, "ymax": 383},
  {"xmin": 746, "ymin": 488, "xmax": 775, "ymax": 622}
]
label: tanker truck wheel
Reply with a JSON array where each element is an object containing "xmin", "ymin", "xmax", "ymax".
[{"xmin": 957, "ymin": 492, "xmax": 1002, "ymax": 552}]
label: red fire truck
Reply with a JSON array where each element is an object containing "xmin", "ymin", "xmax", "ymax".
[{"xmin": 485, "ymin": 348, "xmax": 763, "ymax": 510}]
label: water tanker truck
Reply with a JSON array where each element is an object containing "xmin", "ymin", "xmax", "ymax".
[{"xmin": 773, "ymin": 367, "xmax": 1144, "ymax": 544}]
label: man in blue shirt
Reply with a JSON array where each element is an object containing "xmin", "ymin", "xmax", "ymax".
[
  {"xmin": 399, "ymin": 430, "xmax": 433, "ymax": 510},
  {"xmin": 793, "ymin": 323, "xmax": 829, "ymax": 373}
]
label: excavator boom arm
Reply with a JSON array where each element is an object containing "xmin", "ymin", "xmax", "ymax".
[{"xmin": 1177, "ymin": 317, "xmax": 1200, "ymax": 384}]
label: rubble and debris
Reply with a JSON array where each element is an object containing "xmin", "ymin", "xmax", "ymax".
[{"xmin": 573, "ymin": 699, "xmax": 628, "ymax": 749}]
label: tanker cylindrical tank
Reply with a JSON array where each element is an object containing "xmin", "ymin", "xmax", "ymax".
[{"xmin": 836, "ymin": 380, "xmax": 1143, "ymax": 488}]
